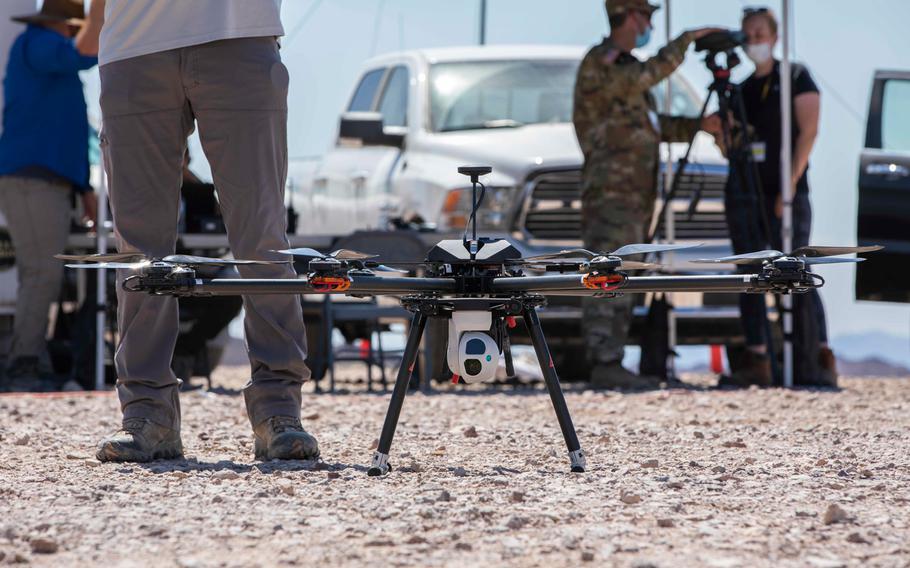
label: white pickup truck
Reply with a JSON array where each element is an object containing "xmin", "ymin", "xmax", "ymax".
[
  {"xmin": 289, "ymin": 45, "xmax": 729, "ymax": 250},
  {"xmin": 289, "ymin": 45, "xmax": 739, "ymax": 377}
]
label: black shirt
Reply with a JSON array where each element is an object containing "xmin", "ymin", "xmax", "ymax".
[{"xmin": 738, "ymin": 60, "xmax": 819, "ymax": 195}]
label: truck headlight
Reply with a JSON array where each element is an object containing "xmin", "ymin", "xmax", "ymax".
[{"xmin": 440, "ymin": 186, "xmax": 516, "ymax": 231}]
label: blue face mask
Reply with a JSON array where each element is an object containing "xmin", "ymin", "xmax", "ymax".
[{"xmin": 635, "ymin": 25, "xmax": 652, "ymax": 48}]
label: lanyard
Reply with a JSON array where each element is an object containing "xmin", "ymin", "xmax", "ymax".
[{"xmin": 760, "ymin": 74, "xmax": 774, "ymax": 103}]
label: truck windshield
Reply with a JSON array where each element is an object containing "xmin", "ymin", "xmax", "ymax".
[{"xmin": 430, "ymin": 59, "xmax": 702, "ymax": 133}]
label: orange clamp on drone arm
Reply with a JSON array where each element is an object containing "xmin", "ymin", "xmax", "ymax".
[
  {"xmin": 310, "ymin": 276, "xmax": 352, "ymax": 293},
  {"xmin": 582, "ymin": 272, "xmax": 625, "ymax": 292}
]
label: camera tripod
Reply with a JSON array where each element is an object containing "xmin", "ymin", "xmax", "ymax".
[{"xmin": 650, "ymin": 48, "xmax": 779, "ymax": 378}]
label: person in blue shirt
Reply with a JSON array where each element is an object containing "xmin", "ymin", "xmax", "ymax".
[{"xmin": 0, "ymin": 0, "xmax": 102, "ymax": 392}]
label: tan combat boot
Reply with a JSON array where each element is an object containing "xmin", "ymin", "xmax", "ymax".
[
  {"xmin": 96, "ymin": 418, "xmax": 183, "ymax": 462},
  {"xmin": 253, "ymin": 416, "xmax": 320, "ymax": 461},
  {"xmin": 817, "ymin": 347, "xmax": 839, "ymax": 388},
  {"xmin": 719, "ymin": 350, "xmax": 772, "ymax": 389},
  {"xmin": 590, "ymin": 362, "xmax": 661, "ymax": 391}
]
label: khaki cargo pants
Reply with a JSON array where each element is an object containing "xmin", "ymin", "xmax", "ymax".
[{"xmin": 99, "ymin": 37, "xmax": 308, "ymax": 430}]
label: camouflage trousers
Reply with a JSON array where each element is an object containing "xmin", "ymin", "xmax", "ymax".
[{"xmin": 581, "ymin": 189, "xmax": 654, "ymax": 367}]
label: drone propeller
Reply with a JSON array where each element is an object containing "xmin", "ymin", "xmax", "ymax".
[
  {"xmin": 692, "ymin": 245, "xmax": 883, "ymax": 266},
  {"xmin": 276, "ymin": 248, "xmax": 379, "ymax": 261},
  {"xmin": 61, "ymin": 253, "xmax": 287, "ymax": 269},
  {"xmin": 65, "ymin": 261, "xmax": 152, "ymax": 270},
  {"xmin": 55, "ymin": 252, "xmax": 146, "ymax": 263},
  {"xmin": 790, "ymin": 245, "xmax": 883, "ymax": 258},
  {"xmin": 521, "ymin": 242, "xmax": 700, "ymax": 263}
]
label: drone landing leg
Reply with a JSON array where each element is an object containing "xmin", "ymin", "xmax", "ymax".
[
  {"xmin": 523, "ymin": 308, "xmax": 587, "ymax": 473},
  {"xmin": 367, "ymin": 312, "xmax": 428, "ymax": 476}
]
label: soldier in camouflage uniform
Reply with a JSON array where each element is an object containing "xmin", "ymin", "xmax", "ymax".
[{"xmin": 573, "ymin": 0, "xmax": 721, "ymax": 389}]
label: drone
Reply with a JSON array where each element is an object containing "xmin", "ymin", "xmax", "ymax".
[{"xmin": 59, "ymin": 166, "xmax": 881, "ymax": 476}]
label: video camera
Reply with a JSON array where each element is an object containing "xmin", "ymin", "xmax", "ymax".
[{"xmin": 694, "ymin": 30, "xmax": 747, "ymax": 53}]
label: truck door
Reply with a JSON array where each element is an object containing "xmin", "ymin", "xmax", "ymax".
[
  {"xmin": 314, "ymin": 67, "xmax": 386, "ymax": 233},
  {"xmin": 856, "ymin": 70, "xmax": 910, "ymax": 303}
]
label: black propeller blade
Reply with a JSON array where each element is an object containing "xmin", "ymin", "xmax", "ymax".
[
  {"xmin": 692, "ymin": 245, "xmax": 883, "ymax": 266},
  {"xmin": 55, "ymin": 252, "xmax": 146, "ymax": 263},
  {"xmin": 276, "ymin": 247, "xmax": 379, "ymax": 261},
  {"xmin": 790, "ymin": 245, "xmax": 883, "ymax": 258},
  {"xmin": 522, "ymin": 243, "xmax": 700, "ymax": 264}
]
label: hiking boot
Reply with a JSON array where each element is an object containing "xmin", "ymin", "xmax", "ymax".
[
  {"xmin": 719, "ymin": 350, "xmax": 772, "ymax": 389},
  {"xmin": 96, "ymin": 418, "xmax": 183, "ymax": 463},
  {"xmin": 3, "ymin": 356, "xmax": 57, "ymax": 392},
  {"xmin": 817, "ymin": 347, "xmax": 839, "ymax": 388},
  {"xmin": 590, "ymin": 362, "xmax": 661, "ymax": 391},
  {"xmin": 253, "ymin": 416, "xmax": 320, "ymax": 461}
]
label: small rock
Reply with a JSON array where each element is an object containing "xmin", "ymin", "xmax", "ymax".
[
  {"xmin": 212, "ymin": 470, "xmax": 239, "ymax": 481},
  {"xmin": 657, "ymin": 518, "xmax": 675, "ymax": 528},
  {"xmin": 437, "ymin": 490, "xmax": 453, "ymax": 502},
  {"xmin": 433, "ymin": 446, "xmax": 447, "ymax": 456},
  {"xmin": 816, "ymin": 458, "xmax": 828, "ymax": 467},
  {"xmin": 452, "ymin": 467, "xmax": 467, "ymax": 477},
  {"xmin": 509, "ymin": 491, "xmax": 525, "ymax": 503},
  {"xmin": 846, "ymin": 532, "xmax": 869, "ymax": 544},
  {"xmin": 170, "ymin": 471, "xmax": 188, "ymax": 479},
  {"xmin": 667, "ymin": 481, "xmax": 684, "ymax": 489},
  {"xmin": 303, "ymin": 412, "xmax": 319, "ymax": 420},
  {"xmin": 620, "ymin": 491, "xmax": 641, "ymax": 505},
  {"xmin": 30, "ymin": 537, "xmax": 58, "ymax": 554},
  {"xmin": 689, "ymin": 461, "xmax": 702, "ymax": 468},
  {"xmin": 723, "ymin": 439, "xmax": 747, "ymax": 448},
  {"xmin": 712, "ymin": 466, "xmax": 726, "ymax": 474},
  {"xmin": 84, "ymin": 459, "xmax": 102, "ymax": 468},
  {"xmin": 823, "ymin": 504, "xmax": 849, "ymax": 525},
  {"xmin": 860, "ymin": 469, "xmax": 874, "ymax": 479},
  {"xmin": 14, "ymin": 434, "xmax": 29, "ymax": 446},
  {"xmin": 506, "ymin": 516, "xmax": 527, "ymax": 530},
  {"xmin": 326, "ymin": 471, "xmax": 341, "ymax": 480},
  {"xmin": 641, "ymin": 459, "xmax": 659, "ymax": 468},
  {"xmin": 462, "ymin": 426, "xmax": 478, "ymax": 438},
  {"xmin": 455, "ymin": 542, "xmax": 472, "ymax": 551},
  {"xmin": 693, "ymin": 431, "xmax": 705, "ymax": 439},
  {"xmin": 369, "ymin": 438, "xmax": 379, "ymax": 450},
  {"xmin": 744, "ymin": 457, "xmax": 757, "ymax": 465},
  {"xmin": 406, "ymin": 535, "xmax": 427, "ymax": 544},
  {"xmin": 211, "ymin": 496, "xmax": 223, "ymax": 504},
  {"xmin": 280, "ymin": 484, "xmax": 296, "ymax": 496},
  {"xmin": 581, "ymin": 551, "xmax": 595, "ymax": 562}
]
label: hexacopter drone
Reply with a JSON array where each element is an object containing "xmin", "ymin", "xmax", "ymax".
[{"xmin": 60, "ymin": 166, "xmax": 880, "ymax": 476}]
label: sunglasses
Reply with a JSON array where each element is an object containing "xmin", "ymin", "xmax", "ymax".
[{"xmin": 743, "ymin": 7, "xmax": 770, "ymax": 17}]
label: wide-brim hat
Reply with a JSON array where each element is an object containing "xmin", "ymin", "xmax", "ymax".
[
  {"xmin": 606, "ymin": 0, "xmax": 660, "ymax": 18},
  {"xmin": 12, "ymin": 0, "xmax": 85, "ymax": 27}
]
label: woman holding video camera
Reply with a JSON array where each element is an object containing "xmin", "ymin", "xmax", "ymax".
[{"xmin": 723, "ymin": 7, "xmax": 834, "ymax": 387}]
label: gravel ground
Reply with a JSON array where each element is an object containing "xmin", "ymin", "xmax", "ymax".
[{"xmin": 1, "ymin": 367, "xmax": 909, "ymax": 567}]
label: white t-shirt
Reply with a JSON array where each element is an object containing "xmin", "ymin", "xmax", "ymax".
[{"xmin": 99, "ymin": 0, "xmax": 284, "ymax": 66}]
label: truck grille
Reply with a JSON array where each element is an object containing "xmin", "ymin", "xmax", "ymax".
[{"xmin": 521, "ymin": 168, "xmax": 730, "ymax": 241}]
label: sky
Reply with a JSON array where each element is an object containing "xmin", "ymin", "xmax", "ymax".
[{"xmin": 78, "ymin": 0, "xmax": 910, "ymax": 357}]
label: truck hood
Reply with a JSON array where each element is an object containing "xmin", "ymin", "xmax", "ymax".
[
  {"xmin": 416, "ymin": 123, "xmax": 583, "ymax": 183},
  {"xmin": 415, "ymin": 122, "xmax": 726, "ymax": 186}
]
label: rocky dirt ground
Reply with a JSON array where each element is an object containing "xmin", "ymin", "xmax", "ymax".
[{"xmin": 1, "ymin": 367, "xmax": 909, "ymax": 568}]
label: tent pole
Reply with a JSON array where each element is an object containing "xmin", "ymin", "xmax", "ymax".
[
  {"xmin": 95, "ymin": 159, "xmax": 109, "ymax": 391},
  {"xmin": 662, "ymin": 0, "xmax": 677, "ymax": 378},
  {"xmin": 780, "ymin": 0, "xmax": 794, "ymax": 388}
]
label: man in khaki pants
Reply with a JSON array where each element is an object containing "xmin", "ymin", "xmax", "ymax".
[{"xmin": 93, "ymin": 0, "xmax": 318, "ymax": 463}]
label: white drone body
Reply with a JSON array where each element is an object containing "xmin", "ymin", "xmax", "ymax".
[{"xmin": 446, "ymin": 311, "xmax": 500, "ymax": 384}]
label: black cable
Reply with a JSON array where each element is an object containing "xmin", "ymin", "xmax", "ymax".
[{"xmin": 463, "ymin": 180, "xmax": 486, "ymax": 243}]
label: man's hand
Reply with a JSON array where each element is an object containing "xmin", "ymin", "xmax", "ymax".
[
  {"xmin": 701, "ymin": 113, "xmax": 723, "ymax": 136},
  {"xmin": 690, "ymin": 27, "xmax": 727, "ymax": 40},
  {"xmin": 81, "ymin": 191, "xmax": 98, "ymax": 226}
]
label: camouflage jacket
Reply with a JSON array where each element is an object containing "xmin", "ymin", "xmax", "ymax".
[{"xmin": 573, "ymin": 32, "xmax": 700, "ymax": 167}]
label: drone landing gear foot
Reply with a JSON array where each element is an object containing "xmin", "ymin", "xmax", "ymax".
[
  {"xmin": 368, "ymin": 452, "xmax": 391, "ymax": 476},
  {"xmin": 569, "ymin": 449, "xmax": 587, "ymax": 473}
]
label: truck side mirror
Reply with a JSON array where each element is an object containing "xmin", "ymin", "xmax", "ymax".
[{"xmin": 339, "ymin": 112, "xmax": 405, "ymax": 149}]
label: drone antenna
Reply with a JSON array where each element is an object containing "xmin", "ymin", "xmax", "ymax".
[{"xmin": 457, "ymin": 166, "xmax": 492, "ymax": 256}]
